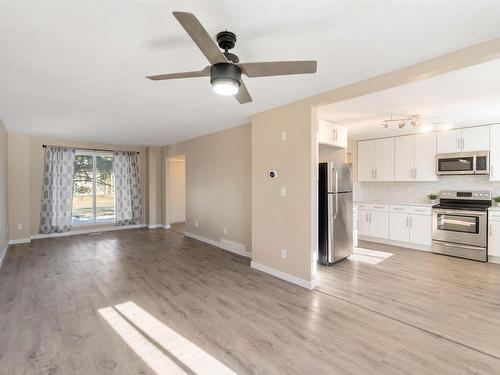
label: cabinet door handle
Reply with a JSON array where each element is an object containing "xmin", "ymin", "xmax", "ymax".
[
  {"xmin": 409, "ymin": 217, "xmax": 412, "ymax": 228},
  {"xmin": 406, "ymin": 217, "xmax": 409, "ymax": 227},
  {"xmin": 414, "ymin": 168, "xmax": 417, "ymax": 179},
  {"xmin": 462, "ymin": 138, "xmax": 465, "ymax": 150},
  {"xmin": 490, "ymin": 224, "xmax": 492, "ymax": 237},
  {"xmin": 375, "ymin": 170, "xmax": 377, "ymax": 180}
]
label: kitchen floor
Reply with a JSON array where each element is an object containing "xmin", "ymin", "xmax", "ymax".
[
  {"xmin": 1, "ymin": 231, "xmax": 500, "ymax": 374},
  {"xmin": 318, "ymin": 240, "xmax": 500, "ymax": 363}
]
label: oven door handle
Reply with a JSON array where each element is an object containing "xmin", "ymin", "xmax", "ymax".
[
  {"xmin": 433, "ymin": 208, "xmax": 486, "ymax": 216},
  {"xmin": 433, "ymin": 241, "xmax": 486, "ymax": 251}
]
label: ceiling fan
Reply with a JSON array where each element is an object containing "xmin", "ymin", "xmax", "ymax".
[{"xmin": 146, "ymin": 12, "xmax": 318, "ymax": 104}]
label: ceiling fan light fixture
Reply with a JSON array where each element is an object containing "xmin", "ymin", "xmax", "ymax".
[
  {"xmin": 210, "ymin": 63, "xmax": 242, "ymax": 96},
  {"xmin": 212, "ymin": 78, "xmax": 240, "ymax": 96}
]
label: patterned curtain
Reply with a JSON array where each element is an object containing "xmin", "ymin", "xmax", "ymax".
[
  {"xmin": 113, "ymin": 151, "xmax": 142, "ymax": 225},
  {"xmin": 39, "ymin": 146, "xmax": 76, "ymax": 234}
]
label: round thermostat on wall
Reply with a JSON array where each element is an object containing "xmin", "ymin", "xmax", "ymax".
[{"xmin": 269, "ymin": 169, "xmax": 278, "ymax": 178}]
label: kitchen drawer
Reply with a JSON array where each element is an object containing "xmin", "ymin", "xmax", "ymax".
[
  {"xmin": 489, "ymin": 211, "xmax": 500, "ymax": 221},
  {"xmin": 409, "ymin": 206, "xmax": 432, "ymax": 216},
  {"xmin": 369, "ymin": 204, "xmax": 390, "ymax": 212},
  {"xmin": 390, "ymin": 205, "xmax": 431, "ymax": 216},
  {"xmin": 355, "ymin": 203, "xmax": 371, "ymax": 210},
  {"xmin": 390, "ymin": 205, "xmax": 413, "ymax": 214}
]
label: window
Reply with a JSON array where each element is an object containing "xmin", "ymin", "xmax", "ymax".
[{"xmin": 72, "ymin": 151, "xmax": 115, "ymax": 225}]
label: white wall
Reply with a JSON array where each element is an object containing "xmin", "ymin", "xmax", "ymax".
[
  {"xmin": 168, "ymin": 157, "xmax": 185, "ymax": 224},
  {"xmin": 0, "ymin": 120, "xmax": 8, "ymax": 263}
]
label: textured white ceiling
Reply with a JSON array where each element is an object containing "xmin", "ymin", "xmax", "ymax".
[
  {"xmin": 1, "ymin": 1, "xmax": 500, "ymax": 145},
  {"xmin": 318, "ymin": 58, "xmax": 500, "ymax": 140}
]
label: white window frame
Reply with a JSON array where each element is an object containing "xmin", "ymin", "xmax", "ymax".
[{"xmin": 72, "ymin": 150, "xmax": 115, "ymax": 226}]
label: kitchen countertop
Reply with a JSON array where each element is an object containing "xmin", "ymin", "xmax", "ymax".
[{"xmin": 354, "ymin": 200, "xmax": 436, "ymax": 207}]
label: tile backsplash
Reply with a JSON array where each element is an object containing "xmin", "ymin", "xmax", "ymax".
[{"xmin": 355, "ymin": 175, "xmax": 500, "ymax": 203}]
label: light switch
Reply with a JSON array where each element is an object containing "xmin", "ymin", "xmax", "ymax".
[
  {"xmin": 195, "ymin": 220, "xmax": 198, "ymax": 228},
  {"xmin": 280, "ymin": 131, "xmax": 287, "ymax": 141},
  {"xmin": 281, "ymin": 187, "xmax": 287, "ymax": 197}
]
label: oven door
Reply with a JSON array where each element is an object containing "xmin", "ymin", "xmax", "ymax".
[
  {"xmin": 432, "ymin": 208, "xmax": 487, "ymax": 248},
  {"xmin": 436, "ymin": 152, "xmax": 475, "ymax": 175}
]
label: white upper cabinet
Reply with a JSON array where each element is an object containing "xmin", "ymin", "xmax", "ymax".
[
  {"xmin": 413, "ymin": 133, "xmax": 437, "ymax": 181},
  {"xmin": 358, "ymin": 138, "xmax": 395, "ymax": 182},
  {"xmin": 437, "ymin": 126, "xmax": 489, "ymax": 154},
  {"xmin": 358, "ymin": 140, "xmax": 376, "ymax": 181},
  {"xmin": 318, "ymin": 120, "xmax": 347, "ymax": 149},
  {"xmin": 375, "ymin": 138, "xmax": 395, "ymax": 181},
  {"xmin": 490, "ymin": 124, "xmax": 500, "ymax": 181},
  {"xmin": 437, "ymin": 129, "xmax": 461, "ymax": 153},
  {"xmin": 394, "ymin": 136, "xmax": 413, "ymax": 181},
  {"xmin": 395, "ymin": 133, "xmax": 436, "ymax": 181},
  {"xmin": 461, "ymin": 126, "xmax": 489, "ymax": 152}
]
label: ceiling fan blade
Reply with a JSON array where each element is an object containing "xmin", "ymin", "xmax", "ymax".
[
  {"xmin": 172, "ymin": 12, "xmax": 227, "ymax": 65},
  {"xmin": 237, "ymin": 61, "xmax": 317, "ymax": 78},
  {"xmin": 146, "ymin": 67, "xmax": 210, "ymax": 81},
  {"xmin": 235, "ymin": 79, "xmax": 252, "ymax": 104}
]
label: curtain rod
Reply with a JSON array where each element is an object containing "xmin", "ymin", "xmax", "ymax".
[{"xmin": 42, "ymin": 144, "xmax": 140, "ymax": 154}]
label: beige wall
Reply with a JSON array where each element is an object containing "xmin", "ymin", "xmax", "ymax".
[
  {"xmin": 8, "ymin": 134, "xmax": 148, "ymax": 240},
  {"xmin": 8, "ymin": 133, "xmax": 30, "ymax": 241},
  {"xmin": 167, "ymin": 157, "xmax": 185, "ymax": 224},
  {"xmin": 147, "ymin": 146, "xmax": 162, "ymax": 226},
  {"xmin": 165, "ymin": 123, "xmax": 251, "ymax": 251},
  {"xmin": 0, "ymin": 120, "xmax": 8, "ymax": 259},
  {"xmin": 251, "ymin": 102, "xmax": 316, "ymax": 281}
]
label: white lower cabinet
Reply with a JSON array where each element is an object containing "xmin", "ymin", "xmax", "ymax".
[
  {"xmin": 358, "ymin": 202, "xmax": 432, "ymax": 250},
  {"xmin": 370, "ymin": 211, "xmax": 389, "ymax": 239},
  {"xmin": 488, "ymin": 214, "xmax": 500, "ymax": 260},
  {"xmin": 390, "ymin": 213, "xmax": 410, "ymax": 242},
  {"xmin": 356, "ymin": 205, "xmax": 389, "ymax": 240},
  {"xmin": 409, "ymin": 214, "xmax": 432, "ymax": 246}
]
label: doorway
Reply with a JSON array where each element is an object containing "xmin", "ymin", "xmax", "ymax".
[{"xmin": 167, "ymin": 155, "xmax": 186, "ymax": 235}]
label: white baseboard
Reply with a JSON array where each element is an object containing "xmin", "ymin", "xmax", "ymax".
[
  {"xmin": 148, "ymin": 224, "xmax": 165, "ymax": 229},
  {"xmin": 163, "ymin": 224, "xmax": 171, "ymax": 229},
  {"xmin": 8, "ymin": 238, "xmax": 31, "ymax": 244},
  {"xmin": 489, "ymin": 255, "xmax": 500, "ymax": 264},
  {"xmin": 0, "ymin": 243, "xmax": 8, "ymax": 268},
  {"xmin": 31, "ymin": 224, "xmax": 147, "ymax": 240},
  {"xmin": 250, "ymin": 261, "xmax": 317, "ymax": 290},
  {"xmin": 358, "ymin": 236, "xmax": 431, "ymax": 252},
  {"xmin": 185, "ymin": 232, "xmax": 251, "ymax": 258}
]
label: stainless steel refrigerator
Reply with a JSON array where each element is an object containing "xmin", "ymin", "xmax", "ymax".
[{"xmin": 318, "ymin": 162, "xmax": 353, "ymax": 265}]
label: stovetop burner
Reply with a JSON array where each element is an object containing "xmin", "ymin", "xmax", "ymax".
[{"xmin": 433, "ymin": 190, "xmax": 492, "ymax": 211}]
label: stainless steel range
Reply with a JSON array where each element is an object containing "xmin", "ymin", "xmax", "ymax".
[{"xmin": 432, "ymin": 190, "xmax": 491, "ymax": 262}]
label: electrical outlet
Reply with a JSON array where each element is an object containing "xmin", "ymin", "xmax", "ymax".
[
  {"xmin": 281, "ymin": 187, "xmax": 287, "ymax": 197},
  {"xmin": 280, "ymin": 131, "xmax": 287, "ymax": 141},
  {"xmin": 281, "ymin": 248, "xmax": 287, "ymax": 259},
  {"xmin": 223, "ymin": 227, "xmax": 228, "ymax": 236},
  {"xmin": 195, "ymin": 220, "xmax": 198, "ymax": 228},
  {"xmin": 16, "ymin": 224, "xmax": 23, "ymax": 230}
]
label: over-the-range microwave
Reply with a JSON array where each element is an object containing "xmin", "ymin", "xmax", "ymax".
[{"xmin": 436, "ymin": 151, "xmax": 489, "ymax": 175}]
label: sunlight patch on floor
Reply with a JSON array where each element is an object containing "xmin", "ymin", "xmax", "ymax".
[
  {"xmin": 98, "ymin": 307, "xmax": 186, "ymax": 374},
  {"xmin": 348, "ymin": 247, "xmax": 393, "ymax": 265},
  {"xmin": 99, "ymin": 301, "xmax": 237, "ymax": 375}
]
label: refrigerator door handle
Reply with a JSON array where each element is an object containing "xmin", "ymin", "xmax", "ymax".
[{"xmin": 332, "ymin": 167, "xmax": 339, "ymax": 220}]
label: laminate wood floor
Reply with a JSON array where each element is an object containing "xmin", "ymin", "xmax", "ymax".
[{"xmin": 1, "ymin": 230, "xmax": 499, "ymax": 374}]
